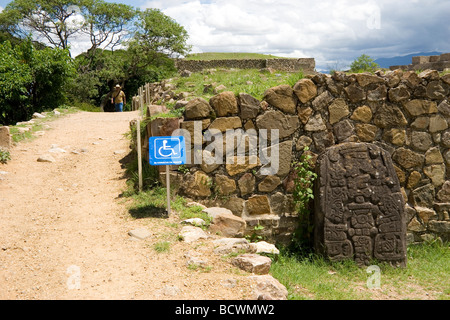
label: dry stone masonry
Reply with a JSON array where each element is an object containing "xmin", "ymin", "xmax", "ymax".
[
  {"xmin": 175, "ymin": 58, "xmax": 315, "ymax": 73},
  {"xmin": 390, "ymin": 53, "xmax": 450, "ymax": 72},
  {"xmin": 138, "ymin": 67, "xmax": 450, "ymax": 249}
]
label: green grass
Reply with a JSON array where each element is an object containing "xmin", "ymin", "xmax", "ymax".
[
  {"xmin": 172, "ymin": 68, "xmax": 304, "ymax": 101},
  {"xmin": 153, "ymin": 241, "xmax": 171, "ymax": 253},
  {"xmin": 270, "ymin": 242, "xmax": 450, "ymax": 300},
  {"xmin": 126, "ymin": 184, "xmax": 212, "ymax": 226},
  {"xmin": 184, "ymin": 52, "xmax": 287, "ymax": 61},
  {"xmin": 8, "ymin": 107, "xmax": 79, "ymax": 144}
]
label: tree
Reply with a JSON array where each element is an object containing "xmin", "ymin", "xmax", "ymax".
[
  {"xmin": 0, "ymin": 0, "xmax": 136, "ymax": 56},
  {"xmin": 69, "ymin": 9, "xmax": 191, "ymax": 108},
  {"xmin": 349, "ymin": 54, "xmax": 379, "ymax": 73},
  {"xmin": 125, "ymin": 8, "xmax": 191, "ymax": 79},
  {"xmin": 0, "ymin": 39, "xmax": 74, "ymax": 125}
]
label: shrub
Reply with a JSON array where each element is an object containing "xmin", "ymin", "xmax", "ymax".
[{"xmin": 349, "ymin": 54, "xmax": 379, "ymax": 73}]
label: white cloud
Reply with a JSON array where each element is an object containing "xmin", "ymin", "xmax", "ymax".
[{"xmin": 139, "ymin": 0, "xmax": 450, "ymax": 70}]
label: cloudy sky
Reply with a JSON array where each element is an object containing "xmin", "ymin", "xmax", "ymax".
[{"xmin": 1, "ymin": 0, "xmax": 449, "ymax": 71}]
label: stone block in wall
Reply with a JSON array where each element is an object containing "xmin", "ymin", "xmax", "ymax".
[
  {"xmin": 411, "ymin": 183, "xmax": 435, "ymax": 207},
  {"xmin": 412, "ymin": 56, "xmax": 430, "ymax": 65},
  {"xmin": 209, "ymin": 91, "xmax": 239, "ymax": 117},
  {"xmin": 427, "ymin": 81, "xmax": 449, "ymax": 100},
  {"xmin": 222, "ymin": 197, "xmax": 245, "ymax": 217},
  {"xmin": 333, "ymin": 120, "xmax": 355, "ymax": 143},
  {"xmin": 181, "ymin": 171, "xmax": 212, "ymax": 198},
  {"xmin": 354, "ymin": 73, "xmax": 385, "ymax": 87},
  {"xmin": 429, "ymin": 115, "xmax": 448, "ymax": 133},
  {"xmin": 440, "ymin": 53, "xmax": 450, "ymax": 61},
  {"xmin": 293, "ymin": 79, "xmax": 317, "ymax": 103},
  {"xmin": 239, "ymin": 93, "xmax": 261, "ymax": 120},
  {"xmin": 402, "ymin": 71, "xmax": 421, "ymax": 87},
  {"xmin": 403, "ymin": 99, "xmax": 438, "ymax": 117},
  {"xmin": 355, "ymin": 124, "xmax": 378, "ymax": 142},
  {"xmin": 428, "ymin": 221, "xmax": 450, "ymax": 241},
  {"xmin": 328, "ymin": 99, "xmax": 350, "ymax": 124},
  {"xmin": 424, "ymin": 164, "xmax": 446, "ymax": 187},
  {"xmin": 209, "ymin": 117, "xmax": 242, "ymax": 132},
  {"xmin": 373, "ymin": 103, "xmax": 407, "ymax": 128},
  {"xmin": 315, "ymin": 142, "xmax": 407, "ymax": 267},
  {"xmin": 226, "ymin": 155, "xmax": 260, "ymax": 176},
  {"xmin": 410, "ymin": 131, "xmax": 433, "ymax": 152},
  {"xmin": 305, "ymin": 114, "xmax": 327, "ymax": 132},
  {"xmin": 312, "ymin": 91, "xmax": 334, "ymax": 111},
  {"xmin": 150, "ymin": 117, "xmax": 180, "ymax": 137},
  {"xmin": 393, "ymin": 147, "xmax": 425, "ymax": 169},
  {"xmin": 263, "ymin": 85, "xmax": 296, "ymax": 114},
  {"xmin": 180, "ymin": 119, "xmax": 210, "ymax": 145},
  {"xmin": 256, "ymin": 110, "xmax": 299, "ymax": 139},
  {"xmin": 238, "ymin": 173, "xmax": 256, "ymax": 196},
  {"xmin": 259, "ymin": 140, "xmax": 293, "ymax": 178},
  {"xmin": 344, "ymin": 83, "xmax": 366, "ymax": 103},
  {"xmin": 437, "ymin": 181, "xmax": 450, "ymax": 202},
  {"xmin": 246, "ymin": 195, "xmax": 271, "ymax": 215},
  {"xmin": 215, "ymin": 174, "xmax": 237, "ymax": 195},
  {"xmin": 258, "ymin": 175, "xmax": 281, "ymax": 193},
  {"xmin": 350, "ymin": 106, "xmax": 373, "ymax": 123},
  {"xmin": 146, "ymin": 104, "xmax": 168, "ymax": 118},
  {"xmin": 185, "ymin": 97, "xmax": 215, "ymax": 120}
]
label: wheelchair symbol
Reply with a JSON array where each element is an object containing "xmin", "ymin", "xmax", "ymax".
[
  {"xmin": 149, "ymin": 136, "xmax": 186, "ymax": 165},
  {"xmin": 158, "ymin": 139, "xmax": 178, "ymax": 157}
]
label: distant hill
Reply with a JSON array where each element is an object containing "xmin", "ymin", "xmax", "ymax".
[
  {"xmin": 184, "ymin": 52, "xmax": 287, "ymax": 60},
  {"xmin": 374, "ymin": 51, "xmax": 442, "ymax": 68}
]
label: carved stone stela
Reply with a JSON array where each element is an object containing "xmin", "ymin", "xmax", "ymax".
[{"xmin": 315, "ymin": 142, "xmax": 407, "ymax": 267}]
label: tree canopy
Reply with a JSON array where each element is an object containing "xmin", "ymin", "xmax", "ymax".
[
  {"xmin": 0, "ymin": 0, "xmax": 191, "ymax": 119},
  {"xmin": 0, "ymin": 0, "xmax": 137, "ymax": 54}
]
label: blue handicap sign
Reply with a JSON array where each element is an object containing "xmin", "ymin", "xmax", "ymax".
[{"xmin": 149, "ymin": 136, "xmax": 186, "ymax": 166}]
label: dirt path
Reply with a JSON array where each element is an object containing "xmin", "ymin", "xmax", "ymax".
[{"xmin": 0, "ymin": 111, "xmax": 254, "ymax": 300}]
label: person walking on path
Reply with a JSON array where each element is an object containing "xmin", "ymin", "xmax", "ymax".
[{"xmin": 111, "ymin": 84, "xmax": 126, "ymax": 112}]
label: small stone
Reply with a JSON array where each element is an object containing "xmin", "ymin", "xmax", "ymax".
[
  {"xmin": 254, "ymin": 241, "xmax": 280, "ymax": 254},
  {"xmin": 128, "ymin": 228, "xmax": 152, "ymax": 240},
  {"xmin": 32, "ymin": 112, "xmax": 46, "ymax": 119},
  {"xmin": 203, "ymin": 207, "xmax": 234, "ymax": 219},
  {"xmin": 231, "ymin": 254, "xmax": 272, "ymax": 275},
  {"xmin": 249, "ymin": 275, "xmax": 288, "ymax": 300},
  {"xmin": 209, "ymin": 212, "xmax": 246, "ymax": 238},
  {"xmin": 181, "ymin": 218, "xmax": 206, "ymax": 227},
  {"xmin": 179, "ymin": 226, "xmax": 208, "ymax": 243},
  {"xmin": 162, "ymin": 285, "xmax": 181, "ymax": 296},
  {"xmin": 37, "ymin": 154, "xmax": 56, "ymax": 163}
]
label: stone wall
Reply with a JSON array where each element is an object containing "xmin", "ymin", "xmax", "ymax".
[
  {"xmin": 175, "ymin": 58, "xmax": 316, "ymax": 73},
  {"xmin": 390, "ymin": 53, "xmax": 450, "ymax": 72},
  {"xmin": 141, "ymin": 69, "xmax": 450, "ymax": 245}
]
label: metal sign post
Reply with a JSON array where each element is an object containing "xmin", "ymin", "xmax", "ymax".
[{"xmin": 149, "ymin": 136, "xmax": 186, "ymax": 216}]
